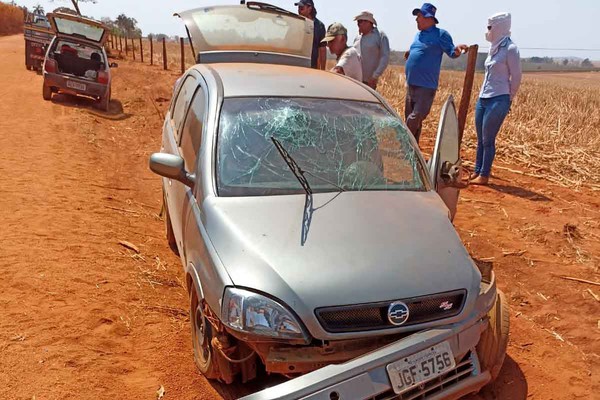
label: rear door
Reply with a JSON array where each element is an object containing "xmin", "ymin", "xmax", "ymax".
[
  {"xmin": 47, "ymin": 13, "xmax": 108, "ymax": 46},
  {"xmin": 429, "ymin": 96, "xmax": 463, "ymax": 221}
]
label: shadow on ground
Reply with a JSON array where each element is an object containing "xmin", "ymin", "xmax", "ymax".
[
  {"xmin": 50, "ymin": 93, "xmax": 132, "ymax": 121},
  {"xmin": 488, "ymin": 183, "xmax": 552, "ymax": 202}
]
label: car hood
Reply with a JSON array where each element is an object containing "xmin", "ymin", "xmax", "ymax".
[{"xmin": 204, "ymin": 191, "xmax": 479, "ymax": 332}]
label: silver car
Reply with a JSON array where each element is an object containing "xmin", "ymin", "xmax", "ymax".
[{"xmin": 149, "ymin": 4, "xmax": 508, "ymax": 399}]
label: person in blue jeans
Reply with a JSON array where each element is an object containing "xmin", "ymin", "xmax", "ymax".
[
  {"xmin": 471, "ymin": 12, "xmax": 522, "ymax": 185},
  {"xmin": 404, "ymin": 3, "xmax": 467, "ymax": 144}
]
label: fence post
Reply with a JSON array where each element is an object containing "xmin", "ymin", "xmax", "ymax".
[
  {"xmin": 139, "ymin": 37, "xmax": 144, "ymax": 63},
  {"xmin": 150, "ymin": 36, "xmax": 154, "ymax": 66},
  {"xmin": 125, "ymin": 36, "xmax": 129, "ymax": 56},
  {"xmin": 132, "ymin": 37, "xmax": 136, "ymax": 61},
  {"xmin": 162, "ymin": 37, "xmax": 167, "ymax": 70},
  {"xmin": 119, "ymin": 35, "xmax": 123, "ymax": 52},
  {"xmin": 180, "ymin": 37, "xmax": 185, "ymax": 73}
]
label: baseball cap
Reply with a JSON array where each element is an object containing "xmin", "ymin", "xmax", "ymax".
[
  {"xmin": 294, "ymin": 0, "xmax": 314, "ymax": 7},
  {"xmin": 412, "ymin": 3, "xmax": 439, "ymax": 24},
  {"xmin": 321, "ymin": 22, "xmax": 348, "ymax": 43}
]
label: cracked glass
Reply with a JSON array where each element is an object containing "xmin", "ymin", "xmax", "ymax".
[{"xmin": 217, "ymin": 98, "xmax": 426, "ymax": 197}]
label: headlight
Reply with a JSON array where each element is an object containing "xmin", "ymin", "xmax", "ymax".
[{"xmin": 222, "ymin": 287, "xmax": 308, "ymax": 341}]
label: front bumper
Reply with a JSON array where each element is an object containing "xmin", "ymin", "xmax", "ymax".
[{"xmin": 241, "ymin": 279, "xmax": 497, "ymax": 400}]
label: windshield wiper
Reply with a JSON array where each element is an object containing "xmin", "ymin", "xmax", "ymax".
[{"xmin": 271, "ymin": 137, "xmax": 312, "ymax": 196}]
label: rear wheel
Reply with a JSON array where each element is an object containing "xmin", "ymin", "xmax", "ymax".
[
  {"xmin": 42, "ymin": 84, "xmax": 52, "ymax": 101},
  {"xmin": 190, "ymin": 289, "xmax": 221, "ymax": 380},
  {"xmin": 98, "ymin": 89, "xmax": 110, "ymax": 112},
  {"xmin": 477, "ymin": 290, "xmax": 510, "ymax": 382}
]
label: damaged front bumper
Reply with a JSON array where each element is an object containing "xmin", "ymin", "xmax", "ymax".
[{"xmin": 241, "ymin": 278, "xmax": 497, "ymax": 400}]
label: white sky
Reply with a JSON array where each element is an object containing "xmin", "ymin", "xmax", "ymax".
[{"xmin": 10, "ymin": 0, "xmax": 600, "ymax": 59}]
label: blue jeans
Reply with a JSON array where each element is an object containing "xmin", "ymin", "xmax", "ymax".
[{"xmin": 474, "ymin": 95, "xmax": 511, "ymax": 177}]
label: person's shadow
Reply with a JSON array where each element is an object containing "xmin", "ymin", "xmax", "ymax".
[{"xmin": 487, "ymin": 183, "xmax": 551, "ymax": 202}]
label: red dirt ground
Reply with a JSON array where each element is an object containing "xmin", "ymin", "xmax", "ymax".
[{"xmin": 0, "ymin": 34, "xmax": 598, "ymax": 400}]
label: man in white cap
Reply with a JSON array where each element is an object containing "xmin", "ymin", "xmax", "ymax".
[
  {"xmin": 353, "ymin": 11, "xmax": 390, "ymax": 90},
  {"xmin": 321, "ymin": 23, "xmax": 363, "ymax": 82}
]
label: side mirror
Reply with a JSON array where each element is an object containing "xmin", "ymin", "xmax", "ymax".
[
  {"xmin": 109, "ymin": 62, "xmax": 118, "ymax": 68},
  {"xmin": 149, "ymin": 153, "xmax": 195, "ymax": 188}
]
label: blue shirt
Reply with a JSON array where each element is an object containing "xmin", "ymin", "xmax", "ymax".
[
  {"xmin": 311, "ymin": 17, "xmax": 326, "ymax": 69},
  {"xmin": 405, "ymin": 26, "xmax": 458, "ymax": 90},
  {"xmin": 479, "ymin": 38, "xmax": 522, "ymax": 100}
]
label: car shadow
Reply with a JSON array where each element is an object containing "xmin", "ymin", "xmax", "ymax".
[
  {"xmin": 487, "ymin": 183, "xmax": 552, "ymax": 202},
  {"xmin": 466, "ymin": 356, "xmax": 529, "ymax": 399},
  {"xmin": 50, "ymin": 93, "xmax": 132, "ymax": 120},
  {"xmin": 209, "ymin": 367, "xmax": 287, "ymax": 399}
]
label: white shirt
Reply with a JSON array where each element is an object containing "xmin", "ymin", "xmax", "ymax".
[{"xmin": 334, "ymin": 47, "xmax": 363, "ymax": 82}]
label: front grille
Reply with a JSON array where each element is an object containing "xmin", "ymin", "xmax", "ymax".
[
  {"xmin": 371, "ymin": 351, "xmax": 476, "ymax": 400},
  {"xmin": 315, "ymin": 290, "xmax": 466, "ymax": 333}
]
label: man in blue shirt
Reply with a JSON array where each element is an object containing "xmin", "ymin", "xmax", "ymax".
[
  {"xmin": 404, "ymin": 3, "xmax": 467, "ymax": 143},
  {"xmin": 296, "ymin": 0, "xmax": 327, "ymax": 69}
]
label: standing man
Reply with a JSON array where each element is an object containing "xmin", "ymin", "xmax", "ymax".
[
  {"xmin": 321, "ymin": 23, "xmax": 363, "ymax": 82},
  {"xmin": 353, "ymin": 11, "xmax": 390, "ymax": 90},
  {"xmin": 295, "ymin": 0, "xmax": 327, "ymax": 70},
  {"xmin": 404, "ymin": 3, "xmax": 467, "ymax": 143}
]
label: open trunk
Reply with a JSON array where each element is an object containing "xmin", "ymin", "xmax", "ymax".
[{"xmin": 52, "ymin": 40, "xmax": 106, "ymax": 81}]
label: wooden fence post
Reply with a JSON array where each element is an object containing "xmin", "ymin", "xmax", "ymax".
[
  {"xmin": 458, "ymin": 44, "xmax": 479, "ymax": 147},
  {"xmin": 119, "ymin": 35, "xmax": 123, "ymax": 52},
  {"xmin": 180, "ymin": 37, "xmax": 185, "ymax": 73},
  {"xmin": 150, "ymin": 36, "xmax": 154, "ymax": 66},
  {"xmin": 139, "ymin": 37, "xmax": 144, "ymax": 63},
  {"xmin": 162, "ymin": 37, "xmax": 167, "ymax": 70},
  {"xmin": 132, "ymin": 37, "xmax": 136, "ymax": 61},
  {"xmin": 125, "ymin": 36, "xmax": 129, "ymax": 56}
]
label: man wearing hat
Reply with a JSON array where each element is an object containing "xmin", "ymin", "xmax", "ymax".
[
  {"xmin": 353, "ymin": 11, "xmax": 390, "ymax": 90},
  {"xmin": 404, "ymin": 3, "xmax": 468, "ymax": 143},
  {"xmin": 321, "ymin": 23, "xmax": 363, "ymax": 82},
  {"xmin": 295, "ymin": 0, "xmax": 327, "ymax": 69}
]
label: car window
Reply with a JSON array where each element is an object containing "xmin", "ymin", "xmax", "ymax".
[
  {"xmin": 171, "ymin": 75, "xmax": 197, "ymax": 133},
  {"xmin": 217, "ymin": 97, "xmax": 427, "ymax": 196},
  {"xmin": 179, "ymin": 87, "xmax": 206, "ymax": 171}
]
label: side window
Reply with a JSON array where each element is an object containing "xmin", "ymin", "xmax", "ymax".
[
  {"xmin": 171, "ymin": 75, "xmax": 197, "ymax": 133},
  {"xmin": 179, "ymin": 87, "xmax": 206, "ymax": 170}
]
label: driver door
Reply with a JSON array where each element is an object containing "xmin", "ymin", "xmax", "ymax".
[{"xmin": 428, "ymin": 96, "xmax": 463, "ymax": 221}]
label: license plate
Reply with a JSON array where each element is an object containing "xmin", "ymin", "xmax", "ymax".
[
  {"xmin": 386, "ymin": 341, "xmax": 456, "ymax": 394},
  {"xmin": 66, "ymin": 81, "xmax": 86, "ymax": 91}
]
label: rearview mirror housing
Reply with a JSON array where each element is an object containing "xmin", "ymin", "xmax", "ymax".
[
  {"xmin": 109, "ymin": 62, "xmax": 118, "ymax": 68},
  {"xmin": 149, "ymin": 153, "xmax": 195, "ymax": 188}
]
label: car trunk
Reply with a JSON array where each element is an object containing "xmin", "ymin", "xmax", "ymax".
[{"xmin": 52, "ymin": 41, "xmax": 105, "ymax": 81}]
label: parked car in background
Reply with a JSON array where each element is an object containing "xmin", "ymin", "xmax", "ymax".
[
  {"xmin": 42, "ymin": 12, "xmax": 116, "ymax": 111},
  {"xmin": 149, "ymin": 3, "xmax": 509, "ymax": 399},
  {"xmin": 24, "ymin": 13, "xmax": 53, "ymax": 72}
]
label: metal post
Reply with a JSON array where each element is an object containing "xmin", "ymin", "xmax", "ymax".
[
  {"xmin": 180, "ymin": 37, "xmax": 185, "ymax": 73},
  {"xmin": 162, "ymin": 37, "xmax": 167, "ymax": 70},
  {"xmin": 458, "ymin": 44, "xmax": 479, "ymax": 147},
  {"xmin": 150, "ymin": 36, "xmax": 154, "ymax": 66},
  {"xmin": 139, "ymin": 37, "xmax": 144, "ymax": 63}
]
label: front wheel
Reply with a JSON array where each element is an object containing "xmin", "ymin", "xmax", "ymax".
[
  {"xmin": 190, "ymin": 289, "xmax": 221, "ymax": 380},
  {"xmin": 476, "ymin": 290, "xmax": 510, "ymax": 382}
]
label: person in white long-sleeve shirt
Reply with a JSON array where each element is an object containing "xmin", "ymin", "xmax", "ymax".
[
  {"xmin": 352, "ymin": 11, "xmax": 390, "ymax": 90},
  {"xmin": 321, "ymin": 23, "xmax": 363, "ymax": 82},
  {"xmin": 471, "ymin": 12, "xmax": 522, "ymax": 185}
]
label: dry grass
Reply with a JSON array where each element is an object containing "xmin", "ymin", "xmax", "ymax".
[
  {"xmin": 0, "ymin": 3, "xmax": 23, "ymax": 36},
  {"xmin": 378, "ymin": 66, "xmax": 600, "ymax": 190}
]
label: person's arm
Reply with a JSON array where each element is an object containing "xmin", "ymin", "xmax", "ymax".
[
  {"xmin": 439, "ymin": 30, "xmax": 466, "ymax": 58},
  {"xmin": 371, "ymin": 32, "xmax": 390, "ymax": 83},
  {"xmin": 507, "ymin": 44, "xmax": 522, "ymax": 100},
  {"xmin": 331, "ymin": 66, "xmax": 345, "ymax": 75}
]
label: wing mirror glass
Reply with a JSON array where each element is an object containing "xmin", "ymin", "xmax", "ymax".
[{"xmin": 149, "ymin": 153, "xmax": 195, "ymax": 188}]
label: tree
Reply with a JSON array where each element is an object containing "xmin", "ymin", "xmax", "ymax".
[
  {"xmin": 115, "ymin": 13, "xmax": 141, "ymax": 37},
  {"xmin": 33, "ymin": 4, "xmax": 45, "ymax": 15},
  {"xmin": 581, "ymin": 58, "xmax": 593, "ymax": 68},
  {"xmin": 51, "ymin": 0, "xmax": 96, "ymax": 16},
  {"xmin": 562, "ymin": 59, "xmax": 569, "ymax": 66}
]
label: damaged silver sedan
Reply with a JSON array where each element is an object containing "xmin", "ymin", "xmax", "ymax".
[{"xmin": 149, "ymin": 3, "xmax": 508, "ymax": 399}]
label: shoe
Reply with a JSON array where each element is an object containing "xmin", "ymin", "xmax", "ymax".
[
  {"xmin": 470, "ymin": 176, "xmax": 489, "ymax": 185},
  {"xmin": 469, "ymin": 172, "xmax": 479, "ymax": 180}
]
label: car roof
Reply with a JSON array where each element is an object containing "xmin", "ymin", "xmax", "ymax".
[{"xmin": 196, "ymin": 63, "xmax": 380, "ymax": 102}]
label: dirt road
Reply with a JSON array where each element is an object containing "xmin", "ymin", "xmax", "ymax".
[{"xmin": 0, "ymin": 34, "xmax": 597, "ymax": 400}]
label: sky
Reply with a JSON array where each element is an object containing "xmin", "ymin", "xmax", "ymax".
[{"xmin": 9, "ymin": 0, "xmax": 600, "ymax": 59}]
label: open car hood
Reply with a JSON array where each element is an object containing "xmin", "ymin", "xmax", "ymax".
[
  {"xmin": 175, "ymin": 3, "xmax": 313, "ymax": 67},
  {"xmin": 47, "ymin": 12, "xmax": 108, "ymax": 46}
]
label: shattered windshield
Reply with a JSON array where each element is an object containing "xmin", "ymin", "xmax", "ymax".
[{"xmin": 217, "ymin": 98, "xmax": 427, "ymax": 196}]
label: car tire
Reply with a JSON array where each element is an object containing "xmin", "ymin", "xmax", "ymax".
[
  {"xmin": 98, "ymin": 89, "xmax": 110, "ymax": 112},
  {"xmin": 42, "ymin": 84, "xmax": 52, "ymax": 101},
  {"xmin": 190, "ymin": 288, "xmax": 221, "ymax": 380},
  {"xmin": 476, "ymin": 290, "xmax": 509, "ymax": 382}
]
